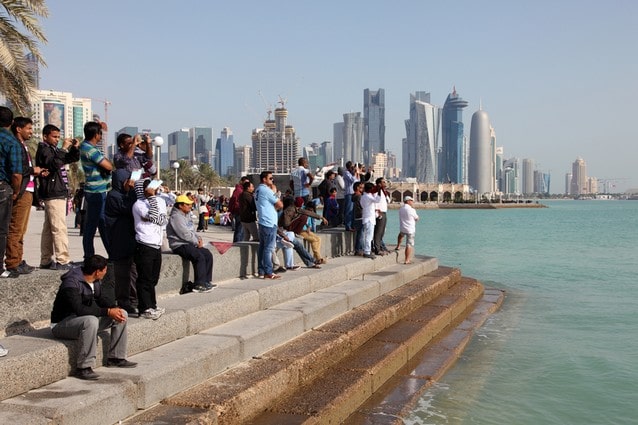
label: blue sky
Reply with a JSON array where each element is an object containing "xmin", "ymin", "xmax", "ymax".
[{"xmin": 38, "ymin": 0, "xmax": 637, "ymax": 192}]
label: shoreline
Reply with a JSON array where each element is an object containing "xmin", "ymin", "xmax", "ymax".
[{"xmin": 386, "ymin": 202, "xmax": 547, "ymax": 209}]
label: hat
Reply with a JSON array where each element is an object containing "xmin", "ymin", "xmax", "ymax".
[
  {"xmin": 404, "ymin": 196, "xmax": 414, "ymax": 202},
  {"xmin": 175, "ymin": 194, "xmax": 194, "ymax": 205}
]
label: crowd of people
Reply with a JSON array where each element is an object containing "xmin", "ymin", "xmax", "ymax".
[{"xmin": 0, "ymin": 106, "xmax": 420, "ymax": 375}]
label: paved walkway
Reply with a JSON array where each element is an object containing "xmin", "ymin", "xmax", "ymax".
[{"xmin": 22, "ymin": 207, "xmax": 234, "ymax": 268}]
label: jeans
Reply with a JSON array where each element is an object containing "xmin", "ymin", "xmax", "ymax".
[
  {"xmin": 173, "ymin": 243, "xmax": 213, "ymax": 285},
  {"xmin": 344, "ymin": 194, "xmax": 354, "ymax": 230},
  {"xmin": 52, "ymin": 313, "xmax": 128, "ymax": 369},
  {"xmin": 83, "ymin": 191, "xmax": 109, "ymax": 259},
  {"xmin": 134, "ymin": 243, "xmax": 161, "ymax": 312},
  {"xmin": 354, "ymin": 218, "xmax": 364, "ymax": 253},
  {"xmin": 232, "ymin": 215, "xmax": 244, "ymax": 242},
  {"xmin": 286, "ymin": 231, "xmax": 315, "ymax": 266},
  {"xmin": 257, "ymin": 225, "xmax": 277, "ymax": 276}
]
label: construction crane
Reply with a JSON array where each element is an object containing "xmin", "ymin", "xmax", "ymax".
[
  {"xmin": 597, "ymin": 177, "xmax": 629, "ymax": 193},
  {"xmin": 257, "ymin": 90, "xmax": 273, "ymax": 120}
]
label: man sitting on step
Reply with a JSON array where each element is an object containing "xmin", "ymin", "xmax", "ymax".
[{"xmin": 50, "ymin": 255, "xmax": 137, "ymax": 380}]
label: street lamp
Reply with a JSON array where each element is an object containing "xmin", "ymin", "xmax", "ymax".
[
  {"xmin": 152, "ymin": 136, "xmax": 164, "ymax": 179},
  {"xmin": 172, "ymin": 161, "xmax": 180, "ymax": 192},
  {"xmin": 179, "ymin": 178, "xmax": 183, "ymax": 192}
]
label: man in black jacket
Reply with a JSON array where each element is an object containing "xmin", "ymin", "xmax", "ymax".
[
  {"xmin": 36, "ymin": 124, "xmax": 80, "ymax": 270},
  {"xmin": 50, "ymin": 255, "xmax": 136, "ymax": 380}
]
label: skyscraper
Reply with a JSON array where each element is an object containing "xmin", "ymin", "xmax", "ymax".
[
  {"xmin": 342, "ymin": 112, "xmax": 364, "ymax": 165},
  {"xmin": 439, "ymin": 88, "xmax": 468, "ymax": 184},
  {"xmin": 502, "ymin": 157, "xmax": 520, "ymax": 195},
  {"xmin": 190, "ymin": 127, "xmax": 213, "ymax": 165},
  {"xmin": 333, "ymin": 122, "xmax": 344, "ymax": 163},
  {"xmin": 168, "ymin": 129, "xmax": 189, "ymax": 162},
  {"xmin": 251, "ymin": 105, "xmax": 299, "ymax": 172},
  {"xmin": 403, "ymin": 92, "xmax": 440, "ymax": 183},
  {"xmin": 468, "ymin": 108, "xmax": 492, "ymax": 194},
  {"xmin": 522, "ymin": 158, "xmax": 535, "ymax": 195},
  {"xmin": 215, "ymin": 127, "xmax": 234, "ymax": 176},
  {"xmin": 570, "ymin": 157, "xmax": 587, "ymax": 195},
  {"xmin": 363, "ymin": 88, "xmax": 385, "ymax": 165}
]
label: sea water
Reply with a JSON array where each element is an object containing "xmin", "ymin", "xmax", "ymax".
[{"xmin": 382, "ymin": 200, "xmax": 638, "ymax": 425}]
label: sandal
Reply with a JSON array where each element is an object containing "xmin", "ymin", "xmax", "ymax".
[
  {"xmin": 264, "ymin": 274, "xmax": 281, "ymax": 279},
  {"xmin": 308, "ymin": 264, "xmax": 321, "ymax": 269}
]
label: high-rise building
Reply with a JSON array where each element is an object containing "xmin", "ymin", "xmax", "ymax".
[
  {"xmin": 565, "ymin": 173, "xmax": 572, "ymax": 195},
  {"xmin": 321, "ymin": 141, "xmax": 332, "ymax": 165},
  {"xmin": 522, "ymin": 158, "xmax": 535, "ymax": 195},
  {"xmin": 25, "ymin": 53, "xmax": 40, "ymax": 89},
  {"xmin": 371, "ymin": 152, "xmax": 388, "ymax": 178},
  {"xmin": 72, "ymin": 98, "xmax": 92, "ymax": 139},
  {"xmin": 468, "ymin": 108, "xmax": 493, "ymax": 194},
  {"xmin": 495, "ymin": 146, "xmax": 504, "ymax": 192},
  {"xmin": 190, "ymin": 127, "xmax": 213, "ymax": 165},
  {"xmin": 534, "ymin": 170, "xmax": 550, "ymax": 194},
  {"xmin": 439, "ymin": 88, "xmax": 468, "ymax": 184},
  {"xmin": 31, "ymin": 90, "xmax": 92, "ymax": 147},
  {"xmin": 570, "ymin": 157, "xmax": 587, "ymax": 195},
  {"xmin": 342, "ymin": 112, "xmax": 364, "ymax": 164},
  {"xmin": 502, "ymin": 157, "xmax": 520, "ymax": 195},
  {"xmin": 333, "ymin": 122, "xmax": 344, "ymax": 163},
  {"xmin": 168, "ymin": 129, "xmax": 190, "ymax": 162},
  {"xmin": 403, "ymin": 92, "xmax": 440, "ymax": 183},
  {"xmin": 215, "ymin": 127, "xmax": 234, "ymax": 176},
  {"xmin": 251, "ymin": 106, "xmax": 299, "ymax": 172},
  {"xmin": 363, "ymin": 88, "xmax": 385, "ymax": 165},
  {"xmin": 234, "ymin": 145, "xmax": 252, "ymax": 176}
]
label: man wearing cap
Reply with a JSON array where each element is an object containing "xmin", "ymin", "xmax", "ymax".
[
  {"xmin": 395, "ymin": 196, "xmax": 419, "ymax": 264},
  {"xmin": 167, "ymin": 194, "xmax": 215, "ymax": 293}
]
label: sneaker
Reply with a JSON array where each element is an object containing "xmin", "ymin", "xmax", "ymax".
[
  {"xmin": 363, "ymin": 254, "xmax": 376, "ymax": 259},
  {"xmin": 275, "ymin": 266, "xmax": 287, "ymax": 273},
  {"xmin": 205, "ymin": 282, "xmax": 217, "ymax": 290},
  {"xmin": 192, "ymin": 283, "xmax": 213, "ymax": 293},
  {"xmin": 0, "ymin": 344, "xmax": 7, "ymax": 357},
  {"xmin": 106, "ymin": 358, "xmax": 138, "ymax": 368},
  {"xmin": 54, "ymin": 262, "xmax": 73, "ymax": 270},
  {"xmin": 8, "ymin": 262, "xmax": 34, "ymax": 275},
  {"xmin": 155, "ymin": 306, "xmax": 166, "ymax": 315},
  {"xmin": 75, "ymin": 367, "xmax": 99, "ymax": 380},
  {"xmin": 180, "ymin": 281, "xmax": 194, "ymax": 294},
  {"xmin": 142, "ymin": 308, "xmax": 163, "ymax": 320},
  {"xmin": 286, "ymin": 265, "xmax": 301, "ymax": 271},
  {"xmin": 0, "ymin": 269, "xmax": 19, "ymax": 279},
  {"xmin": 40, "ymin": 261, "xmax": 56, "ymax": 270}
]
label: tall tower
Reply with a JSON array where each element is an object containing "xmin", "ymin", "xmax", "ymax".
[
  {"xmin": 522, "ymin": 158, "xmax": 535, "ymax": 195},
  {"xmin": 216, "ymin": 127, "xmax": 234, "ymax": 176},
  {"xmin": 468, "ymin": 108, "xmax": 492, "ymax": 194},
  {"xmin": 333, "ymin": 122, "xmax": 344, "ymax": 163},
  {"xmin": 439, "ymin": 87, "xmax": 468, "ymax": 183},
  {"xmin": 342, "ymin": 112, "xmax": 364, "ymax": 164},
  {"xmin": 403, "ymin": 92, "xmax": 440, "ymax": 183},
  {"xmin": 570, "ymin": 157, "xmax": 587, "ymax": 195},
  {"xmin": 363, "ymin": 88, "xmax": 385, "ymax": 165},
  {"xmin": 251, "ymin": 103, "xmax": 299, "ymax": 172}
]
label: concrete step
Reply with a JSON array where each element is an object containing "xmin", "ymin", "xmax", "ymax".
[
  {"xmin": 121, "ymin": 267, "xmax": 466, "ymax": 424},
  {"xmin": 0, "ymin": 255, "xmax": 438, "ymax": 425}
]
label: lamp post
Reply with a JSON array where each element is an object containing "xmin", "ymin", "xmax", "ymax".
[
  {"xmin": 172, "ymin": 161, "xmax": 180, "ymax": 192},
  {"xmin": 152, "ymin": 136, "xmax": 164, "ymax": 179}
]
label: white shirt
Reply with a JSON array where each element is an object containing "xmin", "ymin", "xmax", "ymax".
[
  {"xmin": 376, "ymin": 189, "xmax": 389, "ymax": 213},
  {"xmin": 360, "ymin": 192, "xmax": 380, "ymax": 225},
  {"xmin": 399, "ymin": 203, "xmax": 419, "ymax": 234},
  {"xmin": 133, "ymin": 197, "xmax": 167, "ymax": 247}
]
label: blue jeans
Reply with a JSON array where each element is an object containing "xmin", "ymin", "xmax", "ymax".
[
  {"xmin": 82, "ymin": 191, "xmax": 109, "ymax": 259},
  {"xmin": 232, "ymin": 215, "xmax": 244, "ymax": 242},
  {"xmin": 344, "ymin": 194, "xmax": 354, "ymax": 230},
  {"xmin": 258, "ymin": 225, "xmax": 277, "ymax": 276}
]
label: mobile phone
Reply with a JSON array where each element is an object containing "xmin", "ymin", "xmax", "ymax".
[
  {"xmin": 147, "ymin": 179, "xmax": 163, "ymax": 190},
  {"xmin": 130, "ymin": 170, "xmax": 142, "ymax": 181}
]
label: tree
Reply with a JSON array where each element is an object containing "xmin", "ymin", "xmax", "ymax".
[{"xmin": 0, "ymin": 0, "xmax": 48, "ymax": 114}]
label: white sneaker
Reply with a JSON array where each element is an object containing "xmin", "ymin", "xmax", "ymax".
[
  {"xmin": 142, "ymin": 308, "xmax": 163, "ymax": 320},
  {"xmin": 0, "ymin": 344, "xmax": 8, "ymax": 357}
]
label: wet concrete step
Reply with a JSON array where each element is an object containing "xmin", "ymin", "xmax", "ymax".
[{"xmin": 122, "ymin": 267, "xmax": 466, "ymax": 424}]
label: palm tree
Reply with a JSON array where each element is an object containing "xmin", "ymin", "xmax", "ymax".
[{"xmin": 0, "ymin": 0, "xmax": 48, "ymax": 114}]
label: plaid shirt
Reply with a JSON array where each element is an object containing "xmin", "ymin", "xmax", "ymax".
[{"xmin": 0, "ymin": 128, "xmax": 24, "ymax": 184}]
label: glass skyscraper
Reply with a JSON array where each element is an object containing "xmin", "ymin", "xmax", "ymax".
[
  {"xmin": 439, "ymin": 88, "xmax": 468, "ymax": 184},
  {"xmin": 403, "ymin": 92, "xmax": 440, "ymax": 183},
  {"xmin": 363, "ymin": 88, "xmax": 385, "ymax": 165},
  {"xmin": 215, "ymin": 127, "xmax": 235, "ymax": 176}
]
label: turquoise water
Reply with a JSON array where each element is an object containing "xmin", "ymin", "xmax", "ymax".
[{"xmin": 383, "ymin": 200, "xmax": 638, "ymax": 425}]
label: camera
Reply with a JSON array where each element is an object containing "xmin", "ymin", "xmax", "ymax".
[{"xmin": 140, "ymin": 135, "xmax": 149, "ymax": 143}]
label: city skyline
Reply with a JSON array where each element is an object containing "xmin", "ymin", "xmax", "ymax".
[{"xmin": 27, "ymin": 1, "xmax": 638, "ymax": 192}]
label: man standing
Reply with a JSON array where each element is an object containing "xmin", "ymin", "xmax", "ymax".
[
  {"xmin": 342, "ymin": 161, "xmax": 359, "ymax": 232},
  {"xmin": 6, "ymin": 117, "xmax": 45, "ymax": 274},
  {"xmin": 0, "ymin": 106, "xmax": 23, "ymax": 279},
  {"xmin": 239, "ymin": 180, "xmax": 259, "ymax": 241},
  {"xmin": 290, "ymin": 157, "xmax": 313, "ymax": 204},
  {"xmin": 396, "ymin": 196, "xmax": 419, "ymax": 264},
  {"xmin": 360, "ymin": 182, "xmax": 380, "ymax": 259},
  {"xmin": 167, "ymin": 194, "xmax": 215, "ymax": 293},
  {"xmin": 228, "ymin": 176, "xmax": 249, "ymax": 242},
  {"xmin": 80, "ymin": 121, "xmax": 113, "ymax": 259},
  {"xmin": 50, "ymin": 255, "xmax": 136, "ymax": 380},
  {"xmin": 255, "ymin": 171, "xmax": 283, "ymax": 279},
  {"xmin": 36, "ymin": 124, "xmax": 80, "ymax": 270},
  {"xmin": 372, "ymin": 177, "xmax": 390, "ymax": 255}
]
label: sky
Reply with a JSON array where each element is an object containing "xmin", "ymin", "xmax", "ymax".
[{"xmin": 36, "ymin": 0, "xmax": 638, "ymax": 193}]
